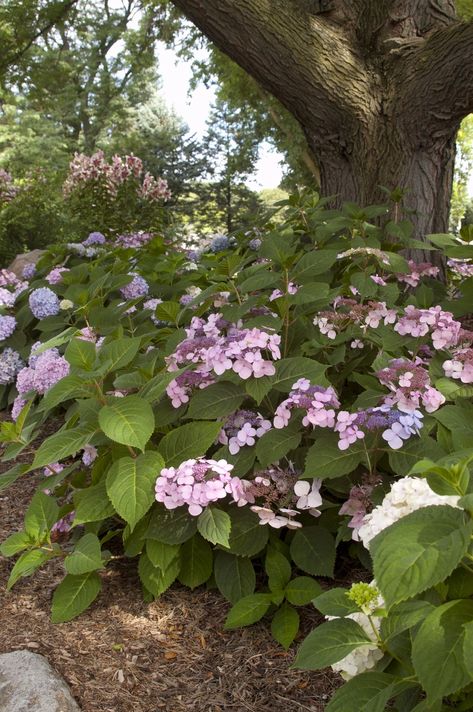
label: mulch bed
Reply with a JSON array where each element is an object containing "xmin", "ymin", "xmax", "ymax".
[{"xmin": 0, "ymin": 446, "xmax": 342, "ymax": 711}]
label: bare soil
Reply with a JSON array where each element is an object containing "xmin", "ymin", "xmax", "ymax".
[{"xmin": 0, "ymin": 467, "xmax": 341, "ymax": 711}]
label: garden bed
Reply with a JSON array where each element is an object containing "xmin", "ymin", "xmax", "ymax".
[{"xmin": 0, "ymin": 470, "xmax": 341, "ymax": 712}]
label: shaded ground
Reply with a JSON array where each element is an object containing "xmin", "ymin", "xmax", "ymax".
[{"xmin": 0, "ymin": 470, "xmax": 341, "ymax": 711}]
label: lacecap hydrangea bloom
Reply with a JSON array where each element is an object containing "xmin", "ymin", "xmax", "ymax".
[
  {"xmin": 219, "ymin": 410, "xmax": 271, "ymax": 454},
  {"xmin": 443, "ymin": 348, "xmax": 473, "ymax": 384},
  {"xmin": 155, "ymin": 458, "xmax": 249, "ymax": 516},
  {"xmin": 0, "ymin": 315, "xmax": 16, "ymax": 341},
  {"xmin": 29, "ymin": 287, "xmax": 60, "ymax": 319},
  {"xmin": 358, "ymin": 476, "xmax": 460, "ymax": 549},
  {"xmin": 83, "ymin": 231, "xmax": 106, "ymax": 246},
  {"xmin": 274, "ymin": 379, "xmax": 340, "ymax": 429}
]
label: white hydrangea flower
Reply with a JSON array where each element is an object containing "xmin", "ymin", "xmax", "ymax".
[
  {"xmin": 328, "ymin": 585, "xmax": 384, "ymax": 680},
  {"xmin": 358, "ymin": 476, "xmax": 460, "ymax": 549}
]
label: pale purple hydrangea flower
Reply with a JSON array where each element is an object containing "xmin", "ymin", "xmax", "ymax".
[
  {"xmin": 274, "ymin": 379, "xmax": 340, "ymax": 430},
  {"xmin": 219, "ymin": 410, "xmax": 271, "ymax": 454},
  {"xmin": 155, "ymin": 458, "xmax": 249, "ymax": 516},
  {"xmin": 51, "ymin": 511, "xmax": 75, "ymax": 535},
  {"xmin": 11, "ymin": 395, "xmax": 27, "ymax": 421},
  {"xmin": 249, "ymin": 238, "xmax": 262, "ymax": 251},
  {"xmin": 115, "ymin": 231, "xmax": 153, "ymax": 248},
  {"xmin": 0, "ymin": 348, "xmax": 24, "ymax": 384},
  {"xmin": 0, "ymin": 315, "xmax": 16, "ymax": 341},
  {"xmin": 46, "ymin": 267, "xmax": 69, "ymax": 285},
  {"xmin": 82, "ymin": 445, "xmax": 98, "ymax": 466},
  {"xmin": 209, "ymin": 234, "xmax": 234, "ymax": 253},
  {"xmin": 22, "ymin": 264, "xmax": 36, "ymax": 280},
  {"xmin": 120, "ymin": 274, "xmax": 149, "ymax": 300},
  {"xmin": 0, "ymin": 288, "xmax": 17, "ymax": 308},
  {"xmin": 29, "ymin": 287, "xmax": 60, "ymax": 319},
  {"xmin": 16, "ymin": 346, "xmax": 70, "ymax": 395},
  {"xmin": 83, "ymin": 231, "xmax": 106, "ymax": 246}
]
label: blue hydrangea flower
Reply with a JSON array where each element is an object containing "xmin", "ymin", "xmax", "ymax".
[
  {"xmin": 120, "ymin": 274, "xmax": 149, "ymax": 300},
  {"xmin": 209, "ymin": 234, "xmax": 234, "ymax": 253},
  {"xmin": 29, "ymin": 287, "xmax": 60, "ymax": 319},
  {"xmin": 0, "ymin": 316, "xmax": 16, "ymax": 341},
  {"xmin": 0, "ymin": 348, "xmax": 24, "ymax": 384},
  {"xmin": 22, "ymin": 264, "xmax": 36, "ymax": 280}
]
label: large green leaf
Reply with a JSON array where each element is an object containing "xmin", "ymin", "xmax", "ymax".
[
  {"xmin": 326, "ymin": 672, "xmax": 401, "ymax": 712},
  {"xmin": 51, "ymin": 572, "xmax": 102, "ymax": 622},
  {"xmin": 157, "ymin": 421, "xmax": 222, "ymax": 467},
  {"xmin": 304, "ymin": 432, "xmax": 365, "ymax": 479},
  {"xmin": 312, "ymin": 588, "xmax": 358, "ymax": 617},
  {"xmin": 146, "ymin": 506, "xmax": 197, "ymax": 545},
  {"xmin": 99, "ymin": 337, "xmax": 141, "ymax": 373},
  {"xmin": 371, "ymin": 505, "xmax": 473, "ymax": 607},
  {"xmin": 224, "ymin": 593, "xmax": 272, "ymax": 629},
  {"xmin": 271, "ymin": 603, "xmax": 300, "ymax": 650},
  {"xmin": 0, "ymin": 531, "xmax": 33, "ymax": 557},
  {"xmin": 214, "ymin": 551, "xmax": 256, "ymax": 603},
  {"xmin": 227, "ymin": 506, "xmax": 268, "ymax": 556},
  {"xmin": 39, "ymin": 375, "xmax": 95, "ymax": 412},
  {"xmin": 32, "ymin": 425, "xmax": 95, "ymax": 469},
  {"xmin": 24, "ymin": 491, "xmax": 59, "ymax": 541},
  {"xmin": 290, "ymin": 526, "xmax": 336, "ymax": 577},
  {"xmin": 294, "ymin": 618, "xmax": 372, "ymax": 670},
  {"xmin": 265, "ymin": 547, "xmax": 292, "ymax": 592},
  {"xmin": 273, "ymin": 357, "xmax": 328, "ymax": 392},
  {"xmin": 106, "ymin": 451, "xmax": 163, "ymax": 531},
  {"xmin": 64, "ymin": 534, "xmax": 103, "ymax": 575},
  {"xmin": 65, "ymin": 338, "xmax": 97, "ymax": 370},
  {"xmin": 285, "ymin": 577, "xmax": 323, "ymax": 606},
  {"xmin": 146, "ymin": 540, "xmax": 180, "ymax": 570},
  {"xmin": 187, "ymin": 382, "xmax": 245, "ymax": 419},
  {"xmin": 73, "ymin": 480, "xmax": 115, "ymax": 524},
  {"xmin": 292, "ymin": 250, "xmax": 338, "ymax": 281},
  {"xmin": 412, "ymin": 600, "xmax": 473, "ymax": 701},
  {"xmin": 178, "ymin": 534, "xmax": 213, "ymax": 589},
  {"xmin": 7, "ymin": 548, "xmax": 51, "ymax": 589},
  {"xmin": 381, "ymin": 601, "xmax": 435, "ymax": 642},
  {"xmin": 98, "ymin": 396, "xmax": 154, "ymax": 451},
  {"xmin": 138, "ymin": 552, "xmax": 180, "ymax": 598},
  {"xmin": 256, "ymin": 423, "xmax": 301, "ymax": 467},
  {"xmin": 197, "ymin": 506, "xmax": 231, "ymax": 547}
]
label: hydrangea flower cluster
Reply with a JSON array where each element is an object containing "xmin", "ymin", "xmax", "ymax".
[
  {"xmin": 269, "ymin": 282, "xmax": 299, "ymax": 301},
  {"xmin": 22, "ymin": 264, "xmax": 36, "ymax": 280},
  {"xmin": 166, "ymin": 370, "xmax": 216, "ymax": 408},
  {"xmin": 0, "ymin": 269, "xmax": 25, "ymax": 288},
  {"xmin": 0, "ymin": 315, "xmax": 16, "ymax": 341},
  {"xmin": 339, "ymin": 474, "xmax": 382, "ymax": 540},
  {"xmin": 443, "ymin": 348, "xmax": 473, "ymax": 383},
  {"xmin": 328, "ymin": 583, "xmax": 384, "ymax": 680},
  {"xmin": 274, "ymin": 379, "xmax": 340, "ymax": 429},
  {"xmin": 247, "ymin": 468, "xmax": 323, "ymax": 529},
  {"xmin": 448, "ymin": 258, "xmax": 473, "ymax": 278},
  {"xmin": 314, "ymin": 298, "xmax": 396, "ymax": 339},
  {"xmin": 82, "ymin": 445, "xmax": 98, "ymax": 467},
  {"xmin": 336, "ymin": 406, "xmax": 423, "ymax": 450},
  {"xmin": 249, "ymin": 238, "xmax": 262, "ymax": 251},
  {"xmin": 29, "ymin": 287, "xmax": 60, "ymax": 319},
  {"xmin": 396, "ymin": 260, "xmax": 439, "ymax": 288},
  {"xmin": 83, "ymin": 231, "xmax": 106, "ymax": 246},
  {"xmin": 51, "ymin": 512, "xmax": 75, "ymax": 535},
  {"xmin": 120, "ymin": 274, "xmax": 149, "ymax": 300},
  {"xmin": 377, "ymin": 358, "xmax": 445, "ymax": 413},
  {"xmin": 394, "ymin": 305, "xmax": 462, "ymax": 348},
  {"xmin": 143, "ymin": 298, "xmax": 163, "ymax": 325},
  {"xmin": 166, "ymin": 314, "xmax": 281, "ymax": 405},
  {"xmin": 15, "ymin": 344, "xmax": 70, "ymax": 396},
  {"xmin": 115, "ymin": 231, "xmax": 154, "ymax": 248},
  {"xmin": 209, "ymin": 234, "xmax": 234, "ymax": 253},
  {"xmin": 357, "ymin": 476, "xmax": 460, "ymax": 549},
  {"xmin": 155, "ymin": 458, "xmax": 248, "ymax": 516},
  {"xmin": 219, "ymin": 410, "xmax": 271, "ymax": 454},
  {"xmin": 0, "ymin": 288, "xmax": 18, "ymax": 308},
  {"xmin": 0, "ymin": 348, "xmax": 24, "ymax": 385},
  {"xmin": 66, "ymin": 243, "xmax": 99, "ymax": 258},
  {"xmin": 46, "ymin": 267, "xmax": 69, "ymax": 285}
]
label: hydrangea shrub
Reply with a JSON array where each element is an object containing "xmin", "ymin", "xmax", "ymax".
[{"xmin": 1, "ymin": 192, "xmax": 473, "ymax": 705}]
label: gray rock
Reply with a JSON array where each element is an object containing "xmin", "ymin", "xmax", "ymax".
[
  {"xmin": 0, "ymin": 650, "xmax": 80, "ymax": 711},
  {"xmin": 8, "ymin": 249, "xmax": 46, "ymax": 278}
]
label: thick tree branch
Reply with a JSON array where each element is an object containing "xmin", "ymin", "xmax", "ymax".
[
  {"xmin": 170, "ymin": 0, "xmax": 376, "ymax": 134},
  {"xmin": 400, "ymin": 20, "xmax": 473, "ymax": 142}
]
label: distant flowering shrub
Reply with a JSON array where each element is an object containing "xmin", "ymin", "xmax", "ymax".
[{"xmin": 2, "ymin": 189, "xmax": 473, "ymax": 709}]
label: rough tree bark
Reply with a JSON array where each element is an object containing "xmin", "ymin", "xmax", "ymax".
[{"xmin": 170, "ymin": 0, "xmax": 473, "ymax": 249}]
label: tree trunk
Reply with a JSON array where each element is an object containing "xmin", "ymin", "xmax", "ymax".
[
  {"xmin": 310, "ymin": 120, "xmax": 458, "ymax": 261},
  {"xmin": 170, "ymin": 0, "xmax": 473, "ymax": 252}
]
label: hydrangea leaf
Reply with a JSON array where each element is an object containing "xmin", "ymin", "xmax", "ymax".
[
  {"xmin": 294, "ymin": 618, "xmax": 372, "ymax": 670},
  {"xmin": 98, "ymin": 395, "xmax": 154, "ymax": 451},
  {"xmin": 51, "ymin": 572, "xmax": 102, "ymax": 623}
]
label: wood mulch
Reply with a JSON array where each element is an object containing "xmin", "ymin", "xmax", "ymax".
[{"xmin": 0, "ymin": 451, "xmax": 341, "ymax": 711}]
